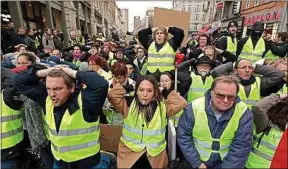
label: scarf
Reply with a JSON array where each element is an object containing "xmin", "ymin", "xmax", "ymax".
[{"xmin": 240, "ymin": 76, "xmax": 256, "ymax": 85}]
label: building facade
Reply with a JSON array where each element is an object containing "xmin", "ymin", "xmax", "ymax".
[
  {"xmin": 133, "ymin": 7, "xmax": 154, "ymax": 35},
  {"xmin": 1, "ymin": 1, "xmax": 128, "ymax": 46},
  {"xmin": 172, "ymin": 1, "xmax": 215, "ymax": 35},
  {"xmin": 241, "ymin": 1, "xmax": 287, "ymax": 38}
]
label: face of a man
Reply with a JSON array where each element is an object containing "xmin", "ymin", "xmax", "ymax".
[
  {"xmin": 137, "ymin": 80, "xmax": 155, "ymax": 106},
  {"xmin": 18, "ymin": 28, "xmax": 25, "ymax": 35},
  {"xmin": 125, "ymin": 64, "xmax": 134, "ymax": 77},
  {"xmin": 228, "ymin": 25, "xmax": 238, "ymax": 35},
  {"xmin": 46, "ymin": 29, "xmax": 52, "ymax": 35},
  {"xmin": 196, "ymin": 63, "xmax": 212, "ymax": 76},
  {"xmin": 235, "ymin": 60, "xmax": 254, "ymax": 80},
  {"xmin": 136, "ymin": 49, "xmax": 145, "ymax": 59},
  {"xmin": 155, "ymin": 30, "xmax": 165, "ymax": 45},
  {"xmin": 211, "ymin": 82, "xmax": 237, "ymax": 112},
  {"xmin": 160, "ymin": 74, "xmax": 172, "ymax": 90},
  {"xmin": 46, "ymin": 76, "xmax": 75, "ymax": 107},
  {"xmin": 73, "ymin": 46, "xmax": 81, "ymax": 54},
  {"xmin": 53, "ymin": 31, "xmax": 58, "ymax": 36},
  {"xmin": 52, "ymin": 50, "xmax": 61, "ymax": 57},
  {"xmin": 115, "ymin": 52, "xmax": 124, "ymax": 59},
  {"xmin": 204, "ymin": 48, "xmax": 215, "ymax": 60}
]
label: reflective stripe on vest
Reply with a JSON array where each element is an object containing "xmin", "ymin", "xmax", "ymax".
[
  {"xmin": 46, "ymin": 92, "xmax": 100, "ymax": 162},
  {"xmin": 147, "ymin": 41, "xmax": 176, "ymax": 73},
  {"xmin": 264, "ymin": 50, "xmax": 279, "ymax": 60},
  {"xmin": 52, "ymin": 140, "xmax": 99, "ymax": 153},
  {"xmin": 171, "ymin": 110, "xmax": 183, "ymax": 127},
  {"xmin": 1, "ymin": 91, "xmax": 24, "ymax": 149},
  {"xmin": 246, "ymin": 127, "xmax": 282, "ymax": 168},
  {"xmin": 192, "ymin": 97, "xmax": 247, "ymax": 162},
  {"xmin": 239, "ymin": 37, "xmax": 265, "ymax": 64},
  {"xmin": 187, "ymin": 72, "xmax": 213, "ymax": 102},
  {"xmin": 121, "ymin": 99, "xmax": 167, "ymax": 156},
  {"xmin": 238, "ymin": 77, "xmax": 261, "ymax": 109}
]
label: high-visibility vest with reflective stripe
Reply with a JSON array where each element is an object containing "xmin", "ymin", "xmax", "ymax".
[
  {"xmin": 246, "ymin": 127, "xmax": 282, "ymax": 168},
  {"xmin": 134, "ymin": 59, "xmax": 148, "ymax": 75},
  {"xmin": 277, "ymin": 85, "xmax": 287, "ymax": 95},
  {"xmin": 121, "ymin": 99, "xmax": 167, "ymax": 157},
  {"xmin": 238, "ymin": 77, "xmax": 261, "ymax": 109},
  {"xmin": 147, "ymin": 41, "xmax": 176, "ymax": 73},
  {"xmin": 1, "ymin": 92, "xmax": 24, "ymax": 149},
  {"xmin": 239, "ymin": 37, "xmax": 265, "ymax": 63},
  {"xmin": 226, "ymin": 36, "xmax": 237, "ymax": 55},
  {"xmin": 187, "ymin": 72, "xmax": 213, "ymax": 102},
  {"xmin": 171, "ymin": 110, "xmax": 183, "ymax": 128},
  {"xmin": 264, "ymin": 50, "xmax": 279, "ymax": 60},
  {"xmin": 192, "ymin": 97, "xmax": 247, "ymax": 161},
  {"xmin": 98, "ymin": 69, "xmax": 112, "ymax": 81},
  {"xmin": 46, "ymin": 93, "xmax": 100, "ymax": 162}
]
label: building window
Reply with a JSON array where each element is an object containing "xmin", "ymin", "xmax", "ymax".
[
  {"xmin": 246, "ymin": 0, "xmax": 250, "ymax": 8},
  {"xmin": 195, "ymin": 14, "xmax": 199, "ymax": 21},
  {"xmin": 254, "ymin": 1, "xmax": 259, "ymax": 6},
  {"xmin": 195, "ymin": 5, "xmax": 200, "ymax": 12},
  {"xmin": 188, "ymin": 5, "xmax": 191, "ymax": 12},
  {"xmin": 182, "ymin": 5, "xmax": 185, "ymax": 11},
  {"xmin": 202, "ymin": 15, "xmax": 205, "ymax": 22}
]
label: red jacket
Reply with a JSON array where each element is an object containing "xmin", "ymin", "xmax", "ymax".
[
  {"xmin": 11, "ymin": 65, "xmax": 28, "ymax": 74},
  {"xmin": 175, "ymin": 53, "xmax": 184, "ymax": 65},
  {"xmin": 270, "ymin": 127, "xmax": 287, "ymax": 168}
]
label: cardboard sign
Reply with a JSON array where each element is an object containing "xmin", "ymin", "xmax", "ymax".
[
  {"xmin": 153, "ymin": 7, "xmax": 190, "ymax": 47},
  {"xmin": 100, "ymin": 124, "xmax": 123, "ymax": 153}
]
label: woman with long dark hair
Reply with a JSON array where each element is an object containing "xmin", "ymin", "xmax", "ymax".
[{"xmin": 107, "ymin": 75, "xmax": 187, "ymax": 168}]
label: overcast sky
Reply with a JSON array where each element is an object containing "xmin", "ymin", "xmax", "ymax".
[{"xmin": 116, "ymin": 1, "xmax": 173, "ymax": 31}]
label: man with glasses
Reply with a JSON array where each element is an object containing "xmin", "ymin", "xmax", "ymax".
[
  {"xmin": 177, "ymin": 76, "xmax": 253, "ymax": 168},
  {"xmin": 211, "ymin": 59, "xmax": 285, "ymax": 108}
]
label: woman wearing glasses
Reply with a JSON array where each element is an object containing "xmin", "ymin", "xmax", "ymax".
[
  {"xmin": 211, "ymin": 59, "xmax": 285, "ymax": 108},
  {"xmin": 177, "ymin": 76, "xmax": 253, "ymax": 168}
]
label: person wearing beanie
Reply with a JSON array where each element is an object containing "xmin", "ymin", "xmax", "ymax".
[
  {"xmin": 237, "ymin": 21, "xmax": 269, "ymax": 64},
  {"xmin": 216, "ymin": 20, "xmax": 238, "ymax": 57}
]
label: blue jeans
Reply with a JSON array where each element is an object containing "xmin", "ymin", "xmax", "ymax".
[
  {"xmin": 53, "ymin": 154, "xmax": 111, "ymax": 169},
  {"xmin": 1, "ymin": 159, "xmax": 19, "ymax": 169}
]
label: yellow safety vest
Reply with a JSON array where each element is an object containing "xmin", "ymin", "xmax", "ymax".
[
  {"xmin": 277, "ymin": 84, "xmax": 287, "ymax": 95},
  {"xmin": 238, "ymin": 77, "xmax": 261, "ymax": 109},
  {"xmin": 46, "ymin": 93, "xmax": 100, "ymax": 162},
  {"xmin": 192, "ymin": 97, "xmax": 247, "ymax": 161},
  {"xmin": 239, "ymin": 37, "xmax": 265, "ymax": 64},
  {"xmin": 134, "ymin": 59, "xmax": 148, "ymax": 75},
  {"xmin": 147, "ymin": 41, "xmax": 176, "ymax": 73},
  {"xmin": 98, "ymin": 69, "xmax": 112, "ymax": 81},
  {"xmin": 264, "ymin": 50, "xmax": 279, "ymax": 60},
  {"xmin": 187, "ymin": 72, "xmax": 213, "ymax": 103},
  {"xmin": 246, "ymin": 127, "xmax": 282, "ymax": 168},
  {"xmin": 1, "ymin": 92, "xmax": 24, "ymax": 150},
  {"xmin": 171, "ymin": 110, "xmax": 183, "ymax": 128},
  {"xmin": 121, "ymin": 99, "xmax": 167, "ymax": 157},
  {"xmin": 226, "ymin": 36, "xmax": 237, "ymax": 55}
]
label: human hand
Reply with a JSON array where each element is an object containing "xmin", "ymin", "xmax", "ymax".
[
  {"xmin": 279, "ymin": 93, "xmax": 288, "ymax": 100},
  {"xmin": 61, "ymin": 67, "xmax": 77, "ymax": 78},
  {"xmin": 199, "ymin": 163, "xmax": 207, "ymax": 169},
  {"xmin": 159, "ymin": 86, "xmax": 164, "ymax": 93}
]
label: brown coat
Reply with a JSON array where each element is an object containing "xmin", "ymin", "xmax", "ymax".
[{"xmin": 107, "ymin": 83, "xmax": 187, "ymax": 168}]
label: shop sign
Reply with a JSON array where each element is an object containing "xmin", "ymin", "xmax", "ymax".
[
  {"xmin": 216, "ymin": 2, "xmax": 224, "ymax": 9},
  {"xmin": 244, "ymin": 9, "xmax": 282, "ymax": 26}
]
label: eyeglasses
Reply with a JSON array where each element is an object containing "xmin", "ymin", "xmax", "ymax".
[{"xmin": 213, "ymin": 90, "xmax": 236, "ymax": 101}]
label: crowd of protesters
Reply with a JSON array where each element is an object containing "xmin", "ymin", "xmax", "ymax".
[{"xmin": 1, "ymin": 20, "xmax": 288, "ymax": 169}]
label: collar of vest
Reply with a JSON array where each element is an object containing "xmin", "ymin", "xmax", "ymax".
[{"xmin": 239, "ymin": 76, "xmax": 256, "ymax": 85}]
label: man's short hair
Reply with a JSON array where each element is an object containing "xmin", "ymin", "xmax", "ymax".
[
  {"xmin": 47, "ymin": 69, "xmax": 75, "ymax": 89},
  {"xmin": 211, "ymin": 76, "xmax": 239, "ymax": 94}
]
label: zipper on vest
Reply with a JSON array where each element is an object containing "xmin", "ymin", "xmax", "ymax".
[{"xmin": 141, "ymin": 124, "xmax": 144, "ymax": 143}]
